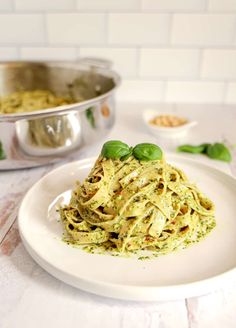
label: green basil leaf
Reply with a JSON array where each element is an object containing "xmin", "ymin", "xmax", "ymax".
[
  {"xmin": 177, "ymin": 144, "xmax": 208, "ymax": 154},
  {"xmin": 0, "ymin": 142, "xmax": 5, "ymax": 160},
  {"xmin": 206, "ymin": 143, "xmax": 232, "ymax": 162},
  {"xmin": 133, "ymin": 143, "xmax": 162, "ymax": 161},
  {"xmin": 101, "ymin": 140, "xmax": 130, "ymax": 159}
]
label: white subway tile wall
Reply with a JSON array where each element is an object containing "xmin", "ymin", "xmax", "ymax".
[
  {"xmin": 141, "ymin": 0, "xmax": 207, "ymax": 12},
  {"xmin": 0, "ymin": 15, "xmax": 45, "ymax": 44},
  {"xmin": 140, "ymin": 49, "xmax": 200, "ymax": 78},
  {"xmin": 171, "ymin": 14, "xmax": 236, "ymax": 46},
  {"xmin": 0, "ymin": 0, "xmax": 13, "ymax": 11},
  {"xmin": 117, "ymin": 80, "xmax": 165, "ymax": 102},
  {"xmin": 202, "ymin": 49, "xmax": 236, "ymax": 79},
  {"xmin": 47, "ymin": 14, "xmax": 106, "ymax": 45},
  {"xmin": 208, "ymin": 0, "xmax": 236, "ymax": 12},
  {"xmin": 0, "ymin": 1, "xmax": 236, "ymax": 103},
  {"xmin": 79, "ymin": 48, "xmax": 138, "ymax": 77},
  {"xmin": 77, "ymin": 0, "xmax": 140, "ymax": 12},
  {"xmin": 225, "ymin": 83, "xmax": 236, "ymax": 103},
  {"xmin": 15, "ymin": 0, "xmax": 75, "ymax": 11},
  {"xmin": 0, "ymin": 48, "xmax": 18, "ymax": 60},
  {"xmin": 20, "ymin": 47, "xmax": 77, "ymax": 60},
  {"xmin": 108, "ymin": 14, "xmax": 170, "ymax": 45},
  {"xmin": 166, "ymin": 81, "xmax": 225, "ymax": 103}
]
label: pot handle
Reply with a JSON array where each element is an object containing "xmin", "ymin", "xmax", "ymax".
[{"xmin": 77, "ymin": 57, "xmax": 113, "ymax": 70}]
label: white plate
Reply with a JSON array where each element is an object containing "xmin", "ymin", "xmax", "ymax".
[{"xmin": 18, "ymin": 156, "xmax": 236, "ymax": 301}]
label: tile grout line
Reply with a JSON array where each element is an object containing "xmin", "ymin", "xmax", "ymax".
[
  {"xmin": 104, "ymin": 12, "xmax": 109, "ymax": 46},
  {"xmin": 205, "ymin": 0, "xmax": 210, "ymax": 12},
  {"xmin": 168, "ymin": 12, "xmax": 174, "ymax": 46},
  {"xmin": 222, "ymin": 81, "xmax": 229, "ymax": 105},
  {"xmin": 198, "ymin": 48, "xmax": 204, "ymax": 80},
  {"xmin": 2, "ymin": 43, "xmax": 236, "ymax": 50},
  {"xmin": 43, "ymin": 12, "xmax": 48, "ymax": 45},
  {"xmin": 4, "ymin": 10, "xmax": 236, "ymax": 15},
  {"xmin": 136, "ymin": 45, "xmax": 141, "ymax": 79}
]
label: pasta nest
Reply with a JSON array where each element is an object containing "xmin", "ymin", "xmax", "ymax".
[{"xmin": 60, "ymin": 155, "xmax": 216, "ymax": 256}]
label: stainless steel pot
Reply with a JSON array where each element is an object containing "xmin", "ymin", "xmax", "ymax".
[{"xmin": 0, "ymin": 58, "xmax": 121, "ymax": 170}]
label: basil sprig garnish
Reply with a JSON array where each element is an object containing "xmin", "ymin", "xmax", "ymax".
[
  {"xmin": 133, "ymin": 143, "xmax": 162, "ymax": 161},
  {"xmin": 177, "ymin": 143, "xmax": 210, "ymax": 154},
  {"xmin": 101, "ymin": 140, "xmax": 163, "ymax": 161},
  {"xmin": 177, "ymin": 142, "xmax": 232, "ymax": 162}
]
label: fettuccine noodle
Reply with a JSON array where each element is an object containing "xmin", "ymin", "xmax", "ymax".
[
  {"xmin": 60, "ymin": 154, "xmax": 216, "ymax": 257},
  {"xmin": 0, "ymin": 90, "xmax": 74, "ymax": 114}
]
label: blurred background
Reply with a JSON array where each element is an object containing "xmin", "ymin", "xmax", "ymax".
[{"xmin": 0, "ymin": 0, "xmax": 236, "ymax": 104}]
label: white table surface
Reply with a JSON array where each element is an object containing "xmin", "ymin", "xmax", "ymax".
[{"xmin": 1, "ymin": 103, "xmax": 236, "ymax": 328}]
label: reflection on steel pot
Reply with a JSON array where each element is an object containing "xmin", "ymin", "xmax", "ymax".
[
  {"xmin": 0, "ymin": 59, "xmax": 120, "ymax": 170},
  {"xmin": 15, "ymin": 112, "xmax": 82, "ymax": 157}
]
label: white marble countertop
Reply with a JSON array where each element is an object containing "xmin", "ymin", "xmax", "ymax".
[{"xmin": 1, "ymin": 103, "xmax": 236, "ymax": 328}]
